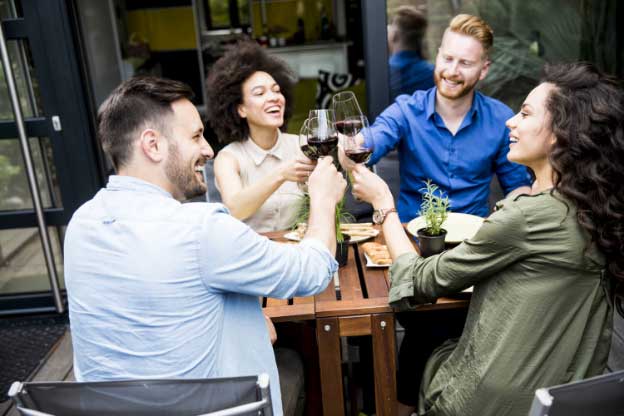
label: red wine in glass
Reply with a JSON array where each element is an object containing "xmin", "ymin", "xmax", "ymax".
[
  {"xmin": 300, "ymin": 144, "xmax": 319, "ymax": 160},
  {"xmin": 345, "ymin": 148, "xmax": 372, "ymax": 164},
  {"xmin": 307, "ymin": 135, "xmax": 339, "ymax": 157},
  {"xmin": 334, "ymin": 119, "xmax": 363, "ymax": 135}
]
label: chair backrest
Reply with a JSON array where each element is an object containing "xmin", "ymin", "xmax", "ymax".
[
  {"xmin": 527, "ymin": 370, "xmax": 624, "ymax": 416},
  {"xmin": 9, "ymin": 374, "xmax": 272, "ymax": 416}
]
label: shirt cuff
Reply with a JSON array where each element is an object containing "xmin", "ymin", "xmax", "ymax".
[{"xmin": 388, "ymin": 251, "xmax": 437, "ymax": 309}]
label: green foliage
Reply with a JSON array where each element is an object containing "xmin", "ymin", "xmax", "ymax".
[
  {"xmin": 292, "ymin": 192, "xmax": 354, "ymax": 243},
  {"xmin": 0, "ymin": 154, "xmax": 21, "ymax": 198},
  {"xmin": 419, "ymin": 179, "xmax": 449, "ymax": 236}
]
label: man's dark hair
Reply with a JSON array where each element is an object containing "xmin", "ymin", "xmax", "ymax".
[
  {"xmin": 97, "ymin": 76, "xmax": 194, "ymax": 170},
  {"xmin": 391, "ymin": 5, "xmax": 428, "ymax": 54},
  {"xmin": 205, "ymin": 40, "xmax": 295, "ymax": 144}
]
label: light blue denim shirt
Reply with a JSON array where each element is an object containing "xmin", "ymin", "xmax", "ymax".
[{"xmin": 64, "ymin": 175, "xmax": 337, "ymax": 415}]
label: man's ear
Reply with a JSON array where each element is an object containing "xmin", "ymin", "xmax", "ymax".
[
  {"xmin": 479, "ymin": 59, "xmax": 491, "ymax": 81},
  {"xmin": 139, "ymin": 128, "xmax": 166, "ymax": 163}
]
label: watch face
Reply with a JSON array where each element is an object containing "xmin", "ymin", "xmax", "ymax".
[{"xmin": 373, "ymin": 210, "xmax": 383, "ymax": 224}]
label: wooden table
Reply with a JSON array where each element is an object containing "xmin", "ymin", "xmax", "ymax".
[{"xmin": 262, "ymin": 229, "xmax": 469, "ymax": 416}]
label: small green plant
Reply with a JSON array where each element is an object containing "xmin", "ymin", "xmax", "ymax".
[
  {"xmin": 419, "ymin": 179, "xmax": 450, "ymax": 236},
  {"xmin": 292, "ymin": 193, "xmax": 354, "ymax": 243}
]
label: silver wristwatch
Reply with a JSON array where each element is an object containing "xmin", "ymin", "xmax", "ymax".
[{"xmin": 372, "ymin": 208, "xmax": 397, "ymax": 225}]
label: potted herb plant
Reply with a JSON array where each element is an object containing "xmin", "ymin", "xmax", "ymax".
[
  {"xmin": 417, "ymin": 180, "xmax": 450, "ymax": 257},
  {"xmin": 293, "ymin": 193, "xmax": 354, "ymax": 267}
]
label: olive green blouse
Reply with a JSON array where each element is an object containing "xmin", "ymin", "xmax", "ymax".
[{"xmin": 389, "ymin": 191, "xmax": 613, "ymax": 416}]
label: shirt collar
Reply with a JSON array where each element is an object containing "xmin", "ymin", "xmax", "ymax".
[
  {"xmin": 426, "ymin": 87, "xmax": 481, "ymax": 122},
  {"xmin": 243, "ymin": 130, "xmax": 286, "ymax": 166},
  {"xmin": 107, "ymin": 175, "xmax": 173, "ymax": 199}
]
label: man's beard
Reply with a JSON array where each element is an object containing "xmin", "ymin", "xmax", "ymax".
[
  {"xmin": 165, "ymin": 141, "xmax": 206, "ymax": 200},
  {"xmin": 434, "ymin": 71, "xmax": 478, "ymax": 100}
]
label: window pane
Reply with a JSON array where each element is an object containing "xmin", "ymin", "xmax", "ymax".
[
  {"xmin": 0, "ymin": 38, "xmax": 44, "ymax": 120},
  {"xmin": 0, "ymin": 138, "xmax": 63, "ymax": 211},
  {"xmin": 386, "ymin": 0, "xmax": 621, "ymax": 111},
  {"xmin": 208, "ymin": 0, "xmax": 230, "ymax": 28},
  {"xmin": 0, "ymin": 226, "xmax": 65, "ymax": 295},
  {"xmin": 237, "ymin": 0, "xmax": 249, "ymax": 26}
]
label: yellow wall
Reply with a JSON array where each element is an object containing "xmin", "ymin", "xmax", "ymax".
[
  {"xmin": 126, "ymin": 7, "xmax": 197, "ymax": 51},
  {"xmin": 251, "ymin": 0, "xmax": 334, "ymax": 41}
]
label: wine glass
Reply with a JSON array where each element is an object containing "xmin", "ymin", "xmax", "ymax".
[
  {"xmin": 306, "ymin": 112, "xmax": 338, "ymax": 160},
  {"xmin": 343, "ymin": 115, "xmax": 374, "ymax": 165},
  {"xmin": 298, "ymin": 118, "xmax": 317, "ymax": 161},
  {"xmin": 331, "ymin": 91, "xmax": 364, "ymax": 133},
  {"xmin": 297, "ymin": 119, "xmax": 313, "ymax": 193}
]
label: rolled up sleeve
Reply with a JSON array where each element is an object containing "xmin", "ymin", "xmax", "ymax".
[
  {"xmin": 389, "ymin": 201, "xmax": 532, "ymax": 309},
  {"xmin": 199, "ymin": 211, "xmax": 337, "ymax": 298}
]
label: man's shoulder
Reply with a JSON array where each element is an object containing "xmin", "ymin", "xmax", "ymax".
[
  {"xmin": 177, "ymin": 202, "xmax": 230, "ymax": 223},
  {"xmin": 393, "ymin": 88, "xmax": 431, "ymax": 113}
]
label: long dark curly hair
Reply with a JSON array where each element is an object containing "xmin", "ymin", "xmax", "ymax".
[
  {"xmin": 543, "ymin": 62, "xmax": 624, "ymax": 289},
  {"xmin": 205, "ymin": 41, "xmax": 295, "ymax": 144}
]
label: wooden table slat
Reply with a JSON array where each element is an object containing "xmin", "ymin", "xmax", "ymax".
[
  {"xmin": 293, "ymin": 296, "xmax": 313, "ymax": 304},
  {"xmin": 266, "ymin": 298, "xmax": 289, "ymax": 307},
  {"xmin": 316, "ymin": 279, "xmax": 338, "ymax": 302},
  {"xmin": 315, "ymin": 297, "xmax": 393, "ymax": 317},
  {"xmin": 263, "ymin": 304, "xmax": 315, "ymax": 322},
  {"xmin": 335, "ymin": 247, "xmax": 363, "ymax": 301},
  {"xmin": 359, "ymin": 257, "xmax": 390, "ymax": 299}
]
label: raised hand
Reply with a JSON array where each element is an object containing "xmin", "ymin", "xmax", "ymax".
[
  {"xmin": 308, "ymin": 156, "xmax": 347, "ymax": 206},
  {"xmin": 279, "ymin": 158, "xmax": 316, "ymax": 183}
]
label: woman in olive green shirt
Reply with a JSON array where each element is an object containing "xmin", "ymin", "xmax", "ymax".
[{"xmin": 348, "ymin": 62, "xmax": 624, "ymax": 415}]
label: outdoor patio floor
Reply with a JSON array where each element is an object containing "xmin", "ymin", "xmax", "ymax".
[{"xmin": 1, "ymin": 329, "xmax": 73, "ymax": 416}]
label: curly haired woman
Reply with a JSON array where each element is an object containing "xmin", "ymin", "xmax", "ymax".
[
  {"xmin": 348, "ymin": 62, "xmax": 624, "ymax": 415},
  {"xmin": 206, "ymin": 41, "xmax": 314, "ymax": 232}
]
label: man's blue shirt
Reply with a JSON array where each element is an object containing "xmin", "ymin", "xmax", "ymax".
[
  {"xmin": 366, "ymin": 87, "xmax": 530, "ymax": 222},
  {"xmin": 389, "ymin": 50, "xmax": 434, "ymax": 100}
]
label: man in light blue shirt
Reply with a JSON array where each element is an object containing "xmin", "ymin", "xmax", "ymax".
[{"xmin": 64, "ymin": 76, "xmax": 346, "ymax": 416}]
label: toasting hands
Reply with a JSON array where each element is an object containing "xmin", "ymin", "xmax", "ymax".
[
  {"xmin": 308, "ymin": 156, "xmax": 347, "ymax": 205},
  {"xmin": 279, "ymin": 158, "xmax": 316, "ymax": 183},
  {"xmin": 350, "ymin": 164, "xmax": 394, "ymax": 209}
]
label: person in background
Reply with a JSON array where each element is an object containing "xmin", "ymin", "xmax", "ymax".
[
  {"xmin": 349, "ymin": 62, "xmax": 623, "ymax": 416},
  {"xmin": 387, "ymin": 5, "xmax": 435, "ymax": 100},
  {"xmin": 367, "ymin": 14, "xmax": 531, "ymax": 223},
  {"xmin": 207, "ymin": 41, "xmax": 314, "ymax": 233},
  {"xmin": 64, "ymin": 75, "xmax": 346, "ymax": 416}
]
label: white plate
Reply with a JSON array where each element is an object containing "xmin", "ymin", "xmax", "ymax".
[
  {"xmin": 407, "ymin": 212, "xmax": 485, "ymax": 243},
  {"xmin": 364, "ymin": 252, "xmax": 391, "ymax": 268},
  {"xmin": 284, "ymin": 230, "xmax": 379, "ymax": 244}
]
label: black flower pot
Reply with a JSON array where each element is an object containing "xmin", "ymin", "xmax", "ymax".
[
  {"xmin": 335, "ymin": 234, "xmax": 351, "ymax": 267},
  {"xmin": 417, "ymin": 228, "xmax": 447, "ymax": 257}
]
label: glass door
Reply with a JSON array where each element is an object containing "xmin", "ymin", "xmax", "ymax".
[{"xmin": 0, "ymin": 0, "xmax": 103, "ymax": 314}]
